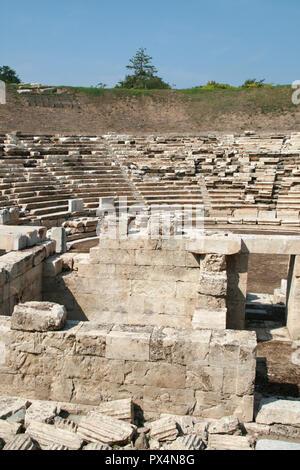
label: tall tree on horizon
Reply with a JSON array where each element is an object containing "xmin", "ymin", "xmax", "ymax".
[{"xmin": 116, "ymin": 48, "xmax": 170, "ymax": 89}]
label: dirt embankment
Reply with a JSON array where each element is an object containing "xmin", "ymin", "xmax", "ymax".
[{"xmin": 1, "ymin": 86, "xmax": 300, "ymax": 135}]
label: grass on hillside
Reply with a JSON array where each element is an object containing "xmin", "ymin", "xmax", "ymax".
[{"xmin": 10, "ymin": 83, "xmax": 297, "ymax": 116}]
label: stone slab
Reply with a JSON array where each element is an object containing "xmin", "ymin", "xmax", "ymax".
[
  {"xmin": 188, "ymin": 236, "xmax": 241, "ymax": 255},
  {"xmin": 256, "ymin": 398, "xmax": 300, "ymax": 427},
  {"xmin": 11, "ymin": 301, "xmax": 67, "ymax": 332},
  {"xmin": 256, "ymin": 439, "xmax": 300, "ymax": 450}
]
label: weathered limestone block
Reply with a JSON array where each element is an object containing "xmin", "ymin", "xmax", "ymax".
[
  {"xmin": 68, "ymin": 199, "xmax": 84, "ymax": 213},
  {"xmin": 0, "ymin": 396, "xmax": 31, "ymax": 419},
  {"xmin": 143, "ymin": 386, "xmax": 195, "ymax": 417},
  {"xmin": 124, "ymin": 362, "xmax": 186, "ymax": 389},
  {"xmin": 200, "ymin": 254, "xmax": 226, "ymax": 272},
  {"xmin": 0, "ymin": 419, "xmax": 22, "ymax": 441},
  {"xmin": 208, "ymin": 415, "xmax": 241, "ymax": 435},
  {"xmin": 99, "ymin": 197, "xmax": 116, "ymax": 210},
  {"xmin": 77, "ymin": 412, "xmax": 135, "ymax": 444},
  {"xmin": 25, "ymin": 400, "xmax": 60, "ymax": 427},
  {"xmin": 194, "ymin": 392, "xmax": 254, "ymax": 423},
  {"xmin": 148, "ymin": 417, "xmax": 178, "ymax": 442},
  {"xmin": 27, "ymin": 421, "xmax": 83, "ymax": 450},
  {"xmin": 106, "ymin": 325, "xmax": 152, "ymax": 361},
  {"xmin": 160, "ymin": 414, "xmax": 195, "ymax": 435},
  {"xmin": 95, "ymin": 398, "xmax": 134, "ymax": 422},
  {"xmin": 11, "ymin": 301, "xmax": 67, "ymax": 332},
  {"xmin": 256, "ymin": 398, "xmax": 300, "ymax": 427},
  {"xmin": 60, "ymin": 355, "xmax": 124, "ymax": 384},
  {"xmin": 188, "ymin": 236, "xmax": 241, "ymax": 255},
  {"xmin": 0, "ymin": 209, "xmax": 10, "ymax": 225},
  {"xmin": 208, "ymin": 434, "xmax": 253, "ymax": 450},
  {"xmin": 3, "ymin": 433, "xmax": 38, "ymax": 450},
  {"xmin": 243, "ymin": 422, "xmax": 271, "ymax": 437},
  {"xmin": 149, "ymin": 327, "xmax": 211, "ymax": 365},
  {"xmin": 196, "ymin": 294, "xmax": 226, "ymax": 310},
  {"xmin": 53, "ymin": 416, "xmax": 78, "ymax": 432},
  {"xmin": 75, "ymin": 322, "xmax": 112, "ymax": 357},
  {"xmin": 9, "ymin": 207, "xmax": 20, "ymax": 222},
  {"xmin": 167, "ymin": 434, "xmax": 205, "ymax": 451},
  {"xmin": 192, "ymin": 308, "xmax": 227, "ymax": 330},
  {"xmin": 256, "ymin": 439, "xmax": 300, "ymax": 450},
  {"xmin": 49, "ymin": 228, "xmax": 66, "ymax": 254},
  {"xmin": 269, "ymin": 424, "xmax": 300, "ymax": 440},
  {"xmin": 43, "ymin": 255, "xmax": 63, "ymax": 277},
  {"xmin": 194, "ymin": 421, "xmax": 209, "ymax": 442},
  {"xmin": 198, "ymin": 272, "xmax": 227, "ymax": 296}
]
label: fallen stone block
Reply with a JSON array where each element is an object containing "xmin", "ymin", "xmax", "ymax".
[
  {"xmin": 3, "ymin": 433, "xmax": 39, "ymax": 450},
  {"xmin": 0, "ymin": 396, "xmax": 31, "ymax": 420},
  {"xmin": 149, "ymin": 417, "xmax": 178, "ymax": 442},
  {"xmin": 160, "ymin": 414, "xmax": 195, "ymax": 435},
  {"xmin": 11, "ymin": 301, "xmax": 67, "ymax": 332},
  {"xmin": 243, "ymin": 422, "xmax": 271, "ymax": 437},
  {"xmin": 25, "ymin": 400, "xmax": 60, "ymax": 427},
  {"xmin": 256, "ymin": 439, "xmax": 300, "ymax": 450},
  {"xmin": 53, "ymin": 416, "xmax": 78, "ymax": 433},
  {"xmin": 194, "ymin": 421, "xmax": 209, "ymax": 442},
  {"xmin": 27, "ymin": 421, "xmax": 83, "ymax": 450},
  {"xmin": 208, "ymin": 415, "xmax": 241, "ymax": 435},
  {"xmin": 0, "ymin": 419, "xmax": 22, "ymax": 441},
  {"xmin": 77, "ymin": 412, "xmax": 135, "ymax": 445},
  {"xmin": 95, "ymin": 398, "xmax": 134, "ymax": 423},
  {"xmin": 256, "ymin": 398, "xmax": 300, "ymax": 427},
  {"xmin": 167, "ymin": 434, "xmax": 205, "ymax": 450},
  {"xmin": 208, "ymin": 434, "xmax": 253, "ymax": 450},
  {"xmin": 270, "ymin": 424, "xmax": 300, "ymax": 440}
]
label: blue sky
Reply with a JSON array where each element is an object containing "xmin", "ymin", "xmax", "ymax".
[{"xmin": 1, "ymin": 0, "xmax": 299, "ymax": 88}]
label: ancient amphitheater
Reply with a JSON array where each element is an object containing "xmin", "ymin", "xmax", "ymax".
[{"xmin": 0, "ymin": 130, "xmax": 299, "ymax": 451}]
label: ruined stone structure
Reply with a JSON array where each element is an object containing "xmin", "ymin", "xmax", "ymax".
[{"xmin": 0, "ymin": 131, "xmax": 299, "ymax": 450}]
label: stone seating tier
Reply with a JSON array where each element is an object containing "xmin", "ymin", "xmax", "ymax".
[{"xmin": 0, "ymin": 132, "xmax": 300, "ymax": 227}]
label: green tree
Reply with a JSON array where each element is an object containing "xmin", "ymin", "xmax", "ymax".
[
  {"xmin": 0, "ymin": 66, "xmax": 21, "ymax": 84},
  {"xmin": 116, "ymin": 48, "xmax": 170, "ymax": 89}
]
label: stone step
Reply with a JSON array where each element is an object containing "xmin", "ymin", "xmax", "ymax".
[
  {"xmin": 16, "ymin": 194, "xmax": 71, "ymax": 205},
  {"xmin": 34, "ymin": 211, "xmax": 71, "ymax": 222},
  {"xmin": 23, "ymin": 199, "xmax": 70, "ymax": 210},
  {"xmin": 30, "ymin": 205, "xmax": 69, "ymax": 216}
]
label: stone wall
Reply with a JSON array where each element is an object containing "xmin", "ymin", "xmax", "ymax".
[
  {"xmin": 0, "ymin": 317, "xmax": 257, "ymax": 421},
  {"xmin": 0, "ymin": 240, "xmax": 56, "ymax": 315},
  {"xmin": 43, "ymin": 238, "xmax": 201, "ymax": 327},
  {"xmin": 43, "ymin": 237, "xmax": 246, "ymax": 330}
]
